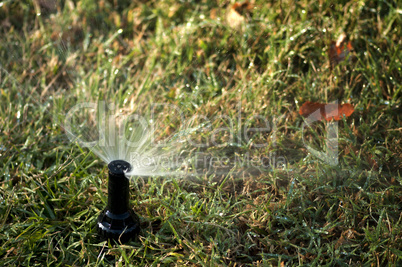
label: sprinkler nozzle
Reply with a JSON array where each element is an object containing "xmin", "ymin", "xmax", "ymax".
[{"xmin": 97, "ymin": 160, "xmax": 140, "ymax": 243}]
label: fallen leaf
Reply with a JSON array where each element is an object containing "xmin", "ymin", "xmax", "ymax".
[
  {"xmin": 328, "ymin": 33, "xmax": 353, "ymax": 66},
  {"xmin": 226, "ymin": 1, "xmax": 253, "ymax": 30},
  {"xmin": 232, "ymin": 1, "xmax": 253, "ymax": 15},
  {"xmin": 210, "ymin": 8, "xmax": 218, "ymax": 20},
  {"xmin": 299, "ymin": 101, "xmax": 354, "ymax": 121}
]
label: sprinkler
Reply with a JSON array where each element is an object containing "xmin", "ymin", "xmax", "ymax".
[{"xmin": 97, "ymin": 160, "xmax": 140, "ymax": 243}]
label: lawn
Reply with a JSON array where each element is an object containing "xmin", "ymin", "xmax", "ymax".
[{"xmin": 0, "ymin": 0, "xmax": 401, "ymax": 265}]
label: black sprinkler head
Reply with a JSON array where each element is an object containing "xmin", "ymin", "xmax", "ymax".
[{"xmin": 97, "ymin": 160, "xmax": 140, "ymax": 243}]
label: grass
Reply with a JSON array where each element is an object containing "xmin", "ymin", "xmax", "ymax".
[{"xmin": 0, "ymin": 0, "xmax": 401, "ymax": 265}]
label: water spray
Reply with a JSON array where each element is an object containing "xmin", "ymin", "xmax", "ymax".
[{"xmin": 97, "ymin": 160, "xmax": 140, "ymax": 243}]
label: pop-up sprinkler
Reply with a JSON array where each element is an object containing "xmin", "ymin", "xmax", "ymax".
[{"xmin": 97, "ymin": 160, "xmax": 140, "ymax": 243}]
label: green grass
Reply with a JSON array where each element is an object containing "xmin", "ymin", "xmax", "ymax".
[{"xmin": 1, "ymin": 0, "xmax": 401, "ymax": 265}]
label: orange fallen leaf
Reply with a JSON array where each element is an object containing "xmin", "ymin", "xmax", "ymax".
[
  {"xmin": 328, "ymin": 33, "xmax": 353, "ymax": 66},
  {"xmin": 232, "ymin": 1, "xmax": 253, "ymax": 15},
  {"xmin": 299, "ymin": 101, "xmax": 354, "ymax": 121},
  {"xmin": 210, "ymin": 8, "xmax": 218, "ymax": 20}
]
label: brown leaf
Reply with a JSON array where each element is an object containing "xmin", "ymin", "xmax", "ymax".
[
  {"xmin": 210, "ymin": 8, "xmax": 218, "ymax": 20},
  {"xmin": 299, "ymin": 101, "xmax": 354, "ymax": 121},
  {"xmin": 232, "ymin": 1, "xmax": 253, "ymax": 15},
  {"xmin": 328, "ymin": 33, "xmax": 353, "ymax": 66}
]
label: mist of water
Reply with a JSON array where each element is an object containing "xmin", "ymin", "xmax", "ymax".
[{"xmin": 63, "ymin": 101, "xmax": 198, "ymax": 178}]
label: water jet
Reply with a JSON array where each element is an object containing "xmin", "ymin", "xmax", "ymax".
[{"xmin": 97, "ymin": 160, "xmax": 140, "ymax": 243}]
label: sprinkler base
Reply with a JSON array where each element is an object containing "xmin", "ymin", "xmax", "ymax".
[
  {"xmin": 97, "ymin": 209, "xmax": 140, "ymax": 243},
  {"xmin": 97, "ymin": 160, "xmax": 140, "ymax": 243}
]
